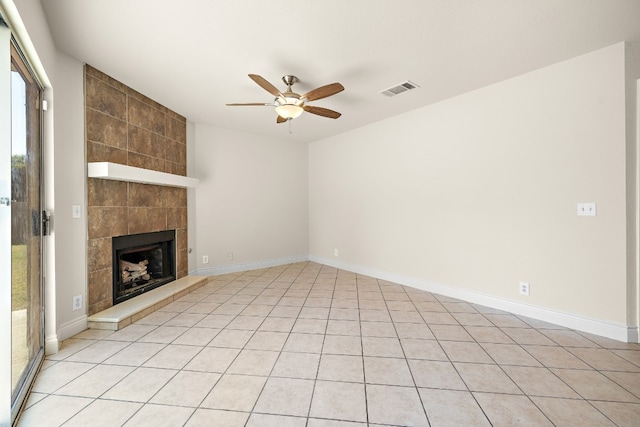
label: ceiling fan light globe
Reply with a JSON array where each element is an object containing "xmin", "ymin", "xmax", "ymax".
[{"xmin": 275, "ymin": 104, "xmax": 303, "ymax": 119}]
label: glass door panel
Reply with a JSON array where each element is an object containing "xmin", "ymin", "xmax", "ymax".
[{"xmin": 10, "ymin": 40, "xmax": 43, "ymax": 417}]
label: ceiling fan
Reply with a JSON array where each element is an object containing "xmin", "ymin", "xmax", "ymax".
[{"xmin": 226, "ymin": 74, "xmax": 344, "ymax": 123}]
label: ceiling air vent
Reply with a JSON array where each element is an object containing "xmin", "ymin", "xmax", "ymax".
[{"xmin": 380, "ymin": 80, "xmax": 420, "ymax": 97}]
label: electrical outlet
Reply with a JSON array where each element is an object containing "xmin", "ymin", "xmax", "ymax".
[
  {"xmin": 334, "ymin": 249, "xmax": 339, "ymax": 257},
  {"xmin": 577, "ymin": 203, "xmax": 596, "ymax": 216},
  {"xmin": 72, "ymin": 295, "xmax": 83, "ymax": 311},
  {"xmin": 202, "ymin": 255, "xmax": 209, "ymax": 264},
  {"xmin": 227, "ymin": 252, "xmax": 233, "ymax": 260},
  {"xmin": 519, "ymin": 282, "xmax": 530, "ymax": 296}
]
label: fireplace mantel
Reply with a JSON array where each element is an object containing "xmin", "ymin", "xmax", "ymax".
[{"xmin": 88, "ymin": 162, "xmax": 199, "ymax": 188}]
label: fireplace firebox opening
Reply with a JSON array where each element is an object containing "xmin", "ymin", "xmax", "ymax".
[{"xmin": 112, "ymin": 230, "xmax": 176, "ymax": 305}]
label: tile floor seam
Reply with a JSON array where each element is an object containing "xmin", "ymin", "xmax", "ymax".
[
  {"xmin": 604, "ymin": 375, "xmax": 640, "ymax": 401},
  {"xmin": 385, "ymin": 292, "xmax": 434, "ymax": 425},
  {"xmin": 247, "ymin": 266, "xmax": 317, "ymax": 421},
  {"xmin": 547, "ymin": 362, "xmax": 604, "ymax": 404},
  {"xmin": 358, "ymin": 276, "xmax": 372, "ymax": 426},
  {"xmin": 298, "ymin": 273, "xmax": 335, "ymax": 425},
  {"xmin": 39, "ymin": 361, "xmax": 101, "ymax": 397},
  {"xmin": 547, "ymin": 347, "xmax": 640, "ymax": 403},
  {"xmin": 170, "ymin": 289, "xmax": 258, "ymax": 414},
  {"xmin": 530, "ymin": 362, "xmax": 640, "ymax": 424},
  {"xmin": 442, "ymin": 297, "xmax": 605, "ymax": 426},
  {"xmin": 450, "ymin": 311, "xmax": 568, "ymax": 426},
  {"xmin": 53, "ymin": 396, "xmax": 100, "ymax": 426},
  {"xmin": 475, "ymin": 390, "xmax": 558, "ymax": 426},
  {"xmin": 367, "ymin": 279, "xmax": 431, "ymax": 426},
  {"xmin": 461, "ymin": 389, "xmax": 493, "ymax": 426},
  {"xmin": 436, "ymin": 306, "xmax": 533, "ymax": 401},
  {"xmin": 584, "ymin": 398, "xmax": 630, "ymax": 426},
  {"xmin": 309, "ymin": 269, "xmax": 342, "ymax": 423}
]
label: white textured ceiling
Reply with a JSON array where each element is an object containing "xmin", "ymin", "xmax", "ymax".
[{"xmin": 41, "ymin": 0, "xmax": 640, "ymax": 143}]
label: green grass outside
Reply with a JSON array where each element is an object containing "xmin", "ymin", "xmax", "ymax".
[{"xmin": 12, "ymin": 244, "xmax": 27, "ymax": 310}]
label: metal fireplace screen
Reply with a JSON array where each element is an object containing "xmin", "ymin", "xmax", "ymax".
[{"xmin": 112, "ymin": 230, "xmax": 176, "ymax": 305}]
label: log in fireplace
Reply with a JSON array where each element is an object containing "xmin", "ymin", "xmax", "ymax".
[{"xmin": 112, "ymin": 230, "xmax": 176, "ymax": 305}]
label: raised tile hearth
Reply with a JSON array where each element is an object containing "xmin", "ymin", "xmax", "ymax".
[{"xmin": 87, "ymin": 276, "xmax": 209, "ymax": 331}]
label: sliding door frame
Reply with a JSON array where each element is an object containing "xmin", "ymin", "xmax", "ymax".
[
  {"xmin": 9, "ymin": 35, "xmax": 45, "ymax": 425},
  {"xmin": 1, "ymin": 16, "xmax": 13, "ymax": 427},
  {"xmin": 0, "ymin": 5, "xmax": 51, "ymax": 423}
]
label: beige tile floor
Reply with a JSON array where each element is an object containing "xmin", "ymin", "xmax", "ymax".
[{"xmin": 16, "ymin": 262, "xmax": 640, "ymax": 426}]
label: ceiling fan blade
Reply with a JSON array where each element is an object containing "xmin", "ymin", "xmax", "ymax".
[
  {"xmin": 303, "ymin": 105, "xmax": 341, "ymax": 119},
  {"xmin": 226, "ymin": 103, "xmax": 272, "ymax": 106},
  {"xmin": 302, "ymin": 82, "xmax": 344, "ymax": 101},
  {"xmin": 248, "ymin": 74, "xmax": 283, "ymax": 97},
  {"xmin": 276, "ymin": 115, "xmax": 287, "ymax": 124}
]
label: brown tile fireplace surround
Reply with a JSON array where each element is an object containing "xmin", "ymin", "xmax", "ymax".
[{"xmin": 85, "ymin": 65, "xmax": 189, "ymax": 316}]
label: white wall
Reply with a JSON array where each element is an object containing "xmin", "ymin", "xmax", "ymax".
[
  {"xmin": 624, "ymin": 42, "xmax": 640, "ymax": 331},
  {"xmin": 309, "ymin": 43, "xmax": 633, "ymax": 338},
  {"xmin": 50, "ymin": 52, "xmax": 85, "ymax": 338},
  {"xmin": 193, "ymin": 124, "xmax": 309, "ymax": 274}
]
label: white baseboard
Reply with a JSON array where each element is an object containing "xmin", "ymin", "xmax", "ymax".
[
  {"xmin": 44, "ymin": 334, "xmax": 59, "ymax": 356},
  {"xmin": 310, "ymin": 255, "xmax": 637, "ymax": 343},
  {"xmin": 57, "ymin": 315, "xmax": 88, "ymax": 342},
  {"xmin": 196, "ymin": 255, "xmax": 309, "ymax": 277}
]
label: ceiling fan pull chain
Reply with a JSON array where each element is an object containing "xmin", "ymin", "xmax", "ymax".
[{"xmin": 288, "ymin": 118, "xmax": 293, "ymax": 134}]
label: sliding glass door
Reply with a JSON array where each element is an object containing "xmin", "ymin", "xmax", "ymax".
[{"xmin": 2, "ymin": 34, "xmax": 45, "ymax": 423}]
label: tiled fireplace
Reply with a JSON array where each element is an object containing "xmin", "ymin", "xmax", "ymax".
[{"xmin": 86, "ymin": 65, "xmax": 188, "ymax": 315}]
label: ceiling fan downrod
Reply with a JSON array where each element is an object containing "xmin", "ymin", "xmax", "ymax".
[{"xmin": 282, "ymin": 75, "xmax": 298, "ymax": 91}]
